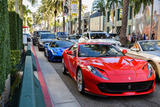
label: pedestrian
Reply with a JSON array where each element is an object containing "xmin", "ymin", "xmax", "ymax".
[
  {"xmin": 128, "ymin": 34, "xmax": 132, "ymax": 42},
  {"xmin": 143, "ymin": 33, "xmax": 146, "ymax": 40},
  {"xmin": 151, "ymin": 32, "xmax": 155, "ymax": 40}
]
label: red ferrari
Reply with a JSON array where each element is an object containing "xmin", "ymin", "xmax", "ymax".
[{"xmin": 62, "ymin": 42, "xmax": 155, "ymax": 96}]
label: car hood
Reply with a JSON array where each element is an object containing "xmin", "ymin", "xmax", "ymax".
[
  {"xmin": 79, "ymin": 56, "xmax": 149, "ymax": 82},
  {"xmin": 51, "ymin": 47, "xmax": 67, "ymax": 55},
  {"xmin": 144, "ymin": 50, "xmax": 160, "ymax": 57}
]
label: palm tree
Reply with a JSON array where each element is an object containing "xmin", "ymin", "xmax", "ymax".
[
  {"xmin": 106, "ymin": 0, "xmax": 123, "ymax": 33},
  {"xmin": 94, "ymin": 0, "xmax": 106, "ymax": 16},
  {"xmin": 14, "ymin": 0, "xmax": 36, "ymax": 18},
  {"xmin": 119, "ymin": 0, "xmax": 129, "ymax": 46},
  {"xmin": 23, "ymin": 5, "xmax": 32, "ymax": 27},
  {"xmin": 79, "ymin": 0, "xmax": 82, "ymax": 35},
  {"xmin": 50, "ymin": 0, "xmax": 63, "ymax": 32}
]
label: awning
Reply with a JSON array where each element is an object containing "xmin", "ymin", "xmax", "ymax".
[{"xmin": 23, "ymin": 26, "xmax": 28, "ymax": 28}]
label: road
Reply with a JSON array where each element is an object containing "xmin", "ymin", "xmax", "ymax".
[{"xmin": 36, "ymin": 46, "xmax": 160, "ymax": 107}]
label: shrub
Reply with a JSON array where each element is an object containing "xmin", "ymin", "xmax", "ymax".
[{"xmin": 0, "ymin": 0, "xmax": 11, "ymax": 95}]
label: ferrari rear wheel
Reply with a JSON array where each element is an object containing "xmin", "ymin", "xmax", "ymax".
[
  {"xmin": 62, "ymin": 58, "xmax": 68, "ymax": 75},
  {"xmin": 77, "ymin": 69, "xmax": 85, "ymax": 94}
]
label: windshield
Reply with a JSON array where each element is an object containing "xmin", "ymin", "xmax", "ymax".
[
  {"xmin": 57, "ymin": 32, "xmax": 67, "ymax": 38},
  {"xmin": 40, "ymin": 34, "xmax": 55, "ymax": 39},
  {"xmin": 90, "ymin": 33, "xmax": 107, "ymax": 39},
  {"xmin": 139, "ymin": 41, "xmax": 160, "ymax": 51},
  {"xmin": 51, "ymin": 41, "xmax": 73, "ymax": 48},
  {"xmin": 78, "ymin": 44, "xmax": 123, "ymax": 57}
]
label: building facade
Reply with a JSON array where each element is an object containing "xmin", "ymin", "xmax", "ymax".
[{"xmin": 105, "ymin": 0, "xmax": 160, "ymax": 40}]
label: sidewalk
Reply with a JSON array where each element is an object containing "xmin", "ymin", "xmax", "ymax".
[{"xmin": 32, "ymin": 46, "xmax": 81, "ymax": 107}]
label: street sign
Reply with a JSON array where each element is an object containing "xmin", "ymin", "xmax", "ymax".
[{"xmin": 71, "ymin": 0, "xmax": 78, "ymax": 17}]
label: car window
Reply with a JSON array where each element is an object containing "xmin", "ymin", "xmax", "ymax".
[
  {"xmin": 78, "ymin": 44, "xmax": 123, "ymax": 57},
  {"xmin": 70, "ymin": 44, "xmax": 77, "ymax": 56},
  {"xmin": 90, "ymin": 33, "xmax": 107, "ymax": 39},
  {"xmin": 131, "ymin": 43, "xmax": 140, "ymax": 50},
  {"xmin": 139, "ymin": 41, "xmax": 160, "ymax": 51},
  {"xmin": 82, "ymin": 33, "xmax": 89, "ymax": 39},
  {"xmin": 54, "ymin": 41, "xmax": 73, "ymax": 48},
  {"xmin": 40, "ymin": 34, "xmax": 55, "ymax": 39},
  {"xmin": 50, "ymin": 42, "xmax": 56, "ymax": 47}
]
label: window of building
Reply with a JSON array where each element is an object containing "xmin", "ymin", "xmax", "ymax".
[
  {"xmin": 107, "ymin": 11, "xmax": 110, "ymax": 22},
  {"xmin": 128, "ymin": 6, "xmax": 133, "ymax": 19},
  {"xmin": 117, "ymin": 9, "xmax": 122, "ymax": 21},
  {"xmin": 107, "ymin": 27, "xmax": 110, "ymax": 33},
  {"xmin": 128, "ymin": 25, "xmax": 131, "ymax": 35}
]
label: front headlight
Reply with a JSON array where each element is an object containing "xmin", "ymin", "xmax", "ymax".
[
  {"xmin": 87, "ymin": 65, "xmax": 109, "ymax": 80},
  {"xmin": 147, "ymin": 63, "xmax": 154, "ymax": 78}
]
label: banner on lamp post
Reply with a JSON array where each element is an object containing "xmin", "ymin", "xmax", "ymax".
[{"xmin": 71, "ymin": 0, "xmax": 78, "ymax": 17}]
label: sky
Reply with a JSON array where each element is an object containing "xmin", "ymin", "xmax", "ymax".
[{"xmin": 23, "ymin": 0, "xmax": 94, "ymax": 13}]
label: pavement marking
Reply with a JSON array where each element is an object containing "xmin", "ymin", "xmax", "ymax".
[
  {"xmin": 32, "ymin": 45, "xmax": 53, "ymax": 107},
  {"xmin": 34, "ymin": 46, "xmax": 81, "ymax": 107}
]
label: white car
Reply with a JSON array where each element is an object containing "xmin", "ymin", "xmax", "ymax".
[
  {"xmin": 79, "ymin": 32, "xmax": 121, "ymax": 46},
  {"xmin": 127, "ymin": 40, "xmax": 160, "ymax": 79}
]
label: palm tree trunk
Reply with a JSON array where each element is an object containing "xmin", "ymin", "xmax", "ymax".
[
  {"xmin": 20, "ymin": 0, "xmax": 23, "ymax": 19},
  {"xmin": 63, "ymin": 16, "xmax": 65, "ymax": 32},
  {"xmin": 78, "ymin": 0, "xmax": 82, "ymax": 35},
  {"xmin": 150, "ymin": 0, "xmax": 154, "ymax": 40},
  {"xmin": 15, "ymin": 0, "xmax": 19, "ymax": 14},
  {"xmin": 54, "ymin": 10, "xmax": 57, "ymax": 32},
  {"xmin": 120, "ymin": 0, "xmax": 129, "ymax": 46},
  {"xmin": 47, "ymin": 17, "xmax": 50, "ymax": 30}
]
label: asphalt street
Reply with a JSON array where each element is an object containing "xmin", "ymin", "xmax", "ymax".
[{"xmin": 37, "ymin": 48, "xmax": 160, "ymax": 107}]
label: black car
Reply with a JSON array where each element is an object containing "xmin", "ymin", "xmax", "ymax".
[
  {"xmin": 32, "ymin": 30, "xmax": 50, "ymax": 45},
  {"xmin": 38, "ymin": 33, "xmax": 56, "ymax": 51},
  {"xmin": 56, "ymin": 32, "xmax": 68, "ymax": 40}
]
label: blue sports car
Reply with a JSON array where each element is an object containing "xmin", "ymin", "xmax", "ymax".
[{"xmin": 44, "ymin": 40, "xmax": 74, "ymax": 62}]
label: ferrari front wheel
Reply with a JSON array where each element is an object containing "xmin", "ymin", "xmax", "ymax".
[{"xmin": 77, "ymin": 69, "xmax": 85, "ymax": 94}]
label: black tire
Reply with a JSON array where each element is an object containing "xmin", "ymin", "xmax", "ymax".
[
  {"xmin": 62, "ymin": 58, "xmax": 68, "ymax": 75},
  {"xmin": 77, "ymin": 69, "xmax": 85, "ymax": 94},
  {"xmin": 47, "ymin": 55, "xmax": 51, "ymax": 62}
]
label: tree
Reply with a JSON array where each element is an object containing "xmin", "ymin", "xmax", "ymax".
[
  {"xmin": 79, "ymin": 0, "xmax": 82, "ymax": 35},
  {"xmin": 23, "ymin": 5, "xmax": 32, "ymax": 27},
  {"xmin": 50, "ymin": 0, "xmax": 63, "ymax": 32},
  {"xmin": 119, "ymin": 0, "xmax": 129, "ymax": 46},
  {"xmin": 94, "ymin": 0, "xmax": 106, "ymax": 15},
  {"xmin": 106, "ymin": 0, "xmax": 123, "ymax": 33}
]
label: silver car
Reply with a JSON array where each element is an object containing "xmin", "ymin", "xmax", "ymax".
[{"xmin": 127, "ymin": 40, "xmax": 160, "ymax": 79}]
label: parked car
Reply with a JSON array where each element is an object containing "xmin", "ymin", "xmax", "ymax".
[
  {"xmin": 38, "ymin": 33, "xmax": 56, "ymax": 51},
  {"xmin": 32, "ymin": 30, "xmax": 50, "ymax": 45},
  {"xmin": 68, "ymin": 34, "xmax": 80, "ymax": 43},
  {"xmin": 56, "ymin": 32, "xmax": 68, "ymax": 40},
  {"xmin": 127, "ymin": 40, "xmax": 160, "ymax": 79},
  {"xmin": 45, "ymin": 40, "xmax": 74, "ymax": 62},
  {"xmin": 79, "ymin": 31, "xmax": 121, "ymax": 46},
  {"xmin": 23, "ymin": 33, "xmax": 31, "ymax": 42},
  {"xmin": 62, "ymin": 42, "xmax": 155, "ymax": 96}
]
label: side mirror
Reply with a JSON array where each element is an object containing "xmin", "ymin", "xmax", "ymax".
[
  {"xmin": 122, "ymin": 49, "xmax": 127, "ymax": 55},
  {"xmin": 131, "ymin": 48, "xmax": 139, "ymax": 52},
  {"xmin": 67, "ymin": 51, "xmax": 73, "ymax": 55}
]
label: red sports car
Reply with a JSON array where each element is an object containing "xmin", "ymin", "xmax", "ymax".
[{"xmin": 62, "ymin": 42, "xmax": 155, "ymax": 96}]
